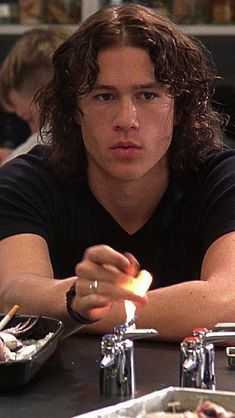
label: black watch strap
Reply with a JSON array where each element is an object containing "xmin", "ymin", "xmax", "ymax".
[{"xmin": 66, "ymin": 284, "xmax": 94, "ymax": 324}]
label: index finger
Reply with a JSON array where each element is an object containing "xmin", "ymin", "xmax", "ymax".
[
  {"xmin": 124, "ymin": 252, "xmax": 140, "ymax": 277},
  {"xmin": 83, "ymin": 245, "xmax": 131, "ymax": 273}
]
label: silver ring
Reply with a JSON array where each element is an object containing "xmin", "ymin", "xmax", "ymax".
[{"xmin": 89, "ymin": 280, "xmax": 99, "ymax": 294}]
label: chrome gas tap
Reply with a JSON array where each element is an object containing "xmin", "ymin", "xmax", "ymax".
[
  {"xmin": 180, "ymin": 324, "xmax": 235, "ymax": 390},
  {"xmin": 100, "ymin": 320, "xmax": 158, "ymax": 397}
]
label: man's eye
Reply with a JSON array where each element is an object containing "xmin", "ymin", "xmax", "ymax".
[
  {"xmin": 141, "ymin": 92, "xmax": 157, "ymax": 100},
  {"xmin": 95, "ymin": 94, "xmax": 114, "ymax": 102}
]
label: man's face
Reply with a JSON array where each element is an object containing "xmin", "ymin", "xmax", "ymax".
[
  {"xmin": 76, "ymin": 46, "xmax": 176, "ymax": 184},
  {"xmin": 8, "ymin": 88, "xmax": 40, "ymax": 134}
]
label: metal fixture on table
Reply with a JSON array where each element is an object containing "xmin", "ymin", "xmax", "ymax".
[
  {"xmin": 99, "ymin": 317, "xmax": 158, "ymax": 396},
  {"xmin": 180, "ymin": 323, "xmax": 235, "ymax": 390}
]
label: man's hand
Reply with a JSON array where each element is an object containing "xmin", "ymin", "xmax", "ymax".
[{"xmin": 73, "ymin": 245, "xmax": 146, "ymax": 322}]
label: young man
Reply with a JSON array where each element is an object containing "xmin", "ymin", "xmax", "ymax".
[
  {"xmin": 0, "ymin": 27, "xmax": 70, "ymax": 164},
  {"xmin": 0, "ymin": 4, "xmax": 235, "ymax": 341}
]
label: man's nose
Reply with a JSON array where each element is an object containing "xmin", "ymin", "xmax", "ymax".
[{"xmin": 113, "ymin": 98, "xmax": 139, "ymax": 131}]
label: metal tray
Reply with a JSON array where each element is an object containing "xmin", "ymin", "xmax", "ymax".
[
  {"xmin": 0, "ymin": 314, "xmax": 64, "ymax": 389},
  {"xmin": 75, "ymin": 386, "xmax": 235, "ymax": 418}
]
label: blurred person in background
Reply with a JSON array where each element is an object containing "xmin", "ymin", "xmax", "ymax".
[
  {"xmin": 0, "ymin": 109, "xmax": 30, "ymax": 155},
  {"xmin": 0, "ymin": 27, "xmax": 71, "ymax": 165}
]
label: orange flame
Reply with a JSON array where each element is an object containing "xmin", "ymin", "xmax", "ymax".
[
  {"xmin": 125, "ymin": 270, "xmax": 152, "ymax": 326},
  {"xmin": 130, "ymin": 270, "xmax": 152, "ymax": 297}
]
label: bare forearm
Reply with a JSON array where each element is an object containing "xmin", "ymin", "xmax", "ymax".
[
  {"xmin": 85, "ymin": 279, "xmax": 234, "ymax": 341},
  {"xmin": 138, "ymin": 281, "xmax": 217, "ymax": 341},
  {"xmin": 0, "ymin": 274, "xmax": 76, "ymax": 327}
]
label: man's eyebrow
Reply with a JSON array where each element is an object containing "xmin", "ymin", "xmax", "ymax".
[
  {"xmin": 92, "ymin": 82, "xmax": 160, "ymax": 90},
  {"xmin": 92, "ymin": 84, "xmax": 115, "ymax": 91},
  {"xmin": 135, "ymin": 82, "xmax": 160, "ymax": 89}
]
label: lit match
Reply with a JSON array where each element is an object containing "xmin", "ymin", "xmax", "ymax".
[{"xmin": 125, "ymin": 270, "xmax": 152, "ymax": 328}]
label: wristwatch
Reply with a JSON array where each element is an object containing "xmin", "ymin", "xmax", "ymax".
[{"xmin": 66, "ymin": 284, "xmax": 94, "ymax": 324}]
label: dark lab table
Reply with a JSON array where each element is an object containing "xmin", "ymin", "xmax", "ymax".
[{"xmin": 0, "ymin": 334, "xmax": 234, "ymax": 418}]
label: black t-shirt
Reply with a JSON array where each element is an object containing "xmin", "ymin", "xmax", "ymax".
[{"xmin": 1, "ymin": 145, "xmax": 235, "ymax": 290}]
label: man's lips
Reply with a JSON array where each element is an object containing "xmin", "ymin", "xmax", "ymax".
[
  {"xmin": 110, "ymin": 142, "xmax": 141, "ymax": 150},
  {"xmin": 110, "ymin": 142, "xmax": 142, "ymax": 159}
]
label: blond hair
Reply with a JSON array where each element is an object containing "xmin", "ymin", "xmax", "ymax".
[{"xmin": 0, "ymin": 27, "xmax": 71, "ymax": 112}]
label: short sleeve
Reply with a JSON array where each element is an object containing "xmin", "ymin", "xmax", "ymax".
[{"xmin": 0, "ymin": 147, "xmax": 58, "ymax": 247}]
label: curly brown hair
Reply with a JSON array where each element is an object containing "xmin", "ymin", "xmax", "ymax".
[{"xmin": 37, "ymin": 3, "xmax": 224, "ymax": 179}]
